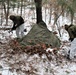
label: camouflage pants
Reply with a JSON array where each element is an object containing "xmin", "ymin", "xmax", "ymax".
[
  {"xmin": 16, "ymin": 23, "xmax": 25, "ymax": 38},
  {"xmin": 69, "ymin": 38, "xmax": 76, "ymax": 59}
]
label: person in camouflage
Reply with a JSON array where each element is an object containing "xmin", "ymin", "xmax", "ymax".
[
  {"xmin": 65, "ymin": 24, "xmax": 76, "ymax": 60},
  {"xmin": 9, "ymin": 15, "xmax": 26, "ymax": 38},
  {"xmin": 65, "ymin": 24, "xmax": 76, "ymax": 41}
]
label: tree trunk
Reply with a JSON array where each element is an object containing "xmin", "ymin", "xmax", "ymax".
[
  {"xmin": 2, "ymin": 0, "xmax": 9, "ymax": 25},
  {"xmin": 71, "ymin": 12, "xmax": 74, "ymax": 24},
  {"xmin": 45, "ymin": 7, "xmax": 46, "ymax": 23},
  {"xmin": 1, "ymin": 2, "xmax": 3, "ymax": 26},
  {"xmin": 34, "ymin": 0, "xmax": 42, "ymax": 24},
  {"xmin": 49, "ymin": 7, "xmax": 52, "ymax": 24},
  {"xmin": 21, "ymin": 0, "xmax": 23, "ymax": 16},
  {"xmin": 6, "ymin": 0, "xmax": 10, "ymax": 25},
  {"xmin": 17, "ymin": 2, "xmax": 19, "ymax": 14}
]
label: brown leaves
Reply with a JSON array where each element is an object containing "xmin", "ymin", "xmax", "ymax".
[
  {"xmin": 53, "ymin": 31, "xmax": 58, "ymax": 34},
  {"xmin": 25, "ymin": 44, "xmax": 47, "ymax": 56},
  {"xmin": 0, "ymin": 38, "xmax": 66, "ymax": 75},
  {"xmin": 9, "ymin": 39, "xmax": 61, "ymax": 62},
  {"xmin": 9, "ymin": 39, "xmax": 24, "ymax": 54},
  {"xmin": 9, "ymin": 39, "xmax": 53, "ymax": 61}
]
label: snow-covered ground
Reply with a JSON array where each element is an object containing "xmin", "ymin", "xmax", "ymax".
[
  {"xmin": 0, "ymin": 40, "xmax": 76, "ymax": 75},
  {"xmin": 0, "ymin": 7, "xmax": 76, "ymax": 75}
]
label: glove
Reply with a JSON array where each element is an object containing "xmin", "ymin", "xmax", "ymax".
[{"xmin": 69, "ymin": 38, "xmax": 74, "ymax": 42}]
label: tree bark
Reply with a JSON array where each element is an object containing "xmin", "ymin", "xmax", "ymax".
[
  {"xmin": 34, "ymin": 0, "xmax": 42, "ymax": 24},
  {"xmin": 6, "ymin": 0, "xmax": 10, "ymax": 25},
  {"xmin": 21, "ymin": 0, "xmax": 23, "ymax": 16},
  {"xmin": 2, "ymin": 0, "xmax": 9, "ymax": 25}
]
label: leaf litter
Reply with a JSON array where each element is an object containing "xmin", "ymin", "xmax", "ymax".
[{"xmin": 0, "ymin": 37, "xmax": 76, "ymax": 75}]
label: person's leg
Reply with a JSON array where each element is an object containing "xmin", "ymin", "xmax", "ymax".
[
  {"xmin": 69, "ymin": 38, "xmax": 76, "ymax": 59},
  {"xmin": 20, "ymin": 24, "xmax": 25, "ymax": 38},
  {"xmin": 69, "ymin": 49, "xmax": 75, "ymax": 59},
  {"xmin": 16, "ymin": 27, "xmax": 20, "ymax": 38}
]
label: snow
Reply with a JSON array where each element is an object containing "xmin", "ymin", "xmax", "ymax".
[{"xmin": 0, "ymin": 6, "xmax": 76, "ymax": 75}]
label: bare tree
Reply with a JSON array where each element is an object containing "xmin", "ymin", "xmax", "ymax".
[
  {"xmin": 21, "ymin": 0, "xmax": 23, "ymax": 16},
  {"xmin": 2, "ymin": 0, "xmax": 10, "ymax": 25},
  {"xmin": 34, "ymin": 0, "xmax": 42, "ymax": 24}
]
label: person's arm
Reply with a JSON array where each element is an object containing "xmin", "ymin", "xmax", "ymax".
[
  {"xmin": 9, "ymin": 22, "xmax": 16, "ymax": 33},
  {"xmin": 14, "ymin": 16, "xmax": 24, "ymax": 28},
  {"xmin": 14, "ymin": 21, "xmax": 21, "ymax": 28},
  {"xmin": 68, "ymin": 28, "xmax": 74, "ymax": 41},
  {"xmin": 11, "ymin": 22, "xmax": 16, "ymax": 30}
]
